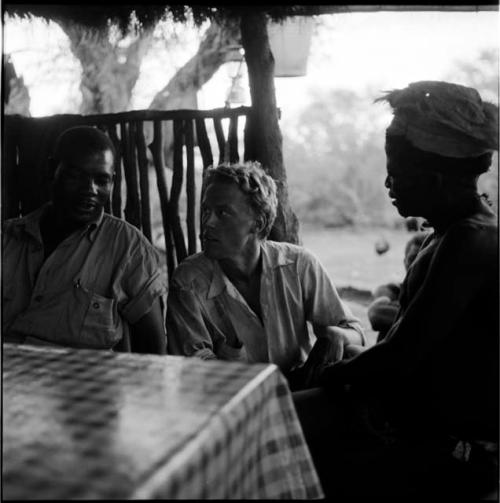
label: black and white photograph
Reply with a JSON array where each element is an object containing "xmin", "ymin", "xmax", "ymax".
[{"xmin": 2, "ymin": 3, "xmax": 499, "ymax": 500}]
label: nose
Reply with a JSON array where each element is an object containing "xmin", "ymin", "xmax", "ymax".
[
  {"xmin": 384, "ymin": 175, "xmax": 392, "ymax": 189},
  {"xmin": 83, "ymin": 177, "xmax": 98, "ymax": 195},
  {"xmin": 202, "ymin": 209, "xmax": 217, "ymax": 228}
]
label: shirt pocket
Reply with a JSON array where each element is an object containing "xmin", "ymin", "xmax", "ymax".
[{"xmin": 77, "ymin": 286, "xmax": 122, "ymax": 349}]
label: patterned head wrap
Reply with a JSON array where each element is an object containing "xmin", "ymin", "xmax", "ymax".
[{"xmin": 376, "ymin": 81, "xmax": 498, "ymax": 158}]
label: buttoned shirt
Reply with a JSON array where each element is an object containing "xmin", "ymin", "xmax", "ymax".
[
  {"xmin": 167, "ymin": 240, "xmax": 365, "ymax": 372},
  {"xmin": 2, "ymin": 203, "xmax": 165, "ymax": 350}
]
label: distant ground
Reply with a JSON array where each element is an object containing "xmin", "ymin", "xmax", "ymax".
[{"xmin": 300, "ymin": 224, "xmax": 412, "ymax": 346}]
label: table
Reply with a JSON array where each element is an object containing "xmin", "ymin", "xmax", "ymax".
[{"xmin": 2, "ymin": 343, "xmax": 324, "ymax": 499}]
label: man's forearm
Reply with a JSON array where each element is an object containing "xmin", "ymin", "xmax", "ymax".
[{"xmin": 316, "ymin": 325, "xmax": 364, "ymax": 347}]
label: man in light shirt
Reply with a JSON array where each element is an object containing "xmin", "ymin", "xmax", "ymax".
[
  {"xmin": 3, "ymin": 126, "xmax": 166, "ymax": 354},
  {"xmin": 167, "ymin": 162, "xmax": 365, "ymax": 388}
]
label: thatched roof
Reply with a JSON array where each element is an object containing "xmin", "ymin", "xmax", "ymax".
[
  {"xmin": 5, "ymin": 3, "xmax": 497, "ymax": 33},
  {"xmin": 3, "ymin": 4, "xmax": 320, "ymax": 32}
]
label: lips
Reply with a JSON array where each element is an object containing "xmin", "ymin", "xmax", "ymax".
[
  {"xmin": 202, "ymin": 235, "xmax": 219, "ymax": 243},
  {"xmin": 74, "ymin": 198, "xmax": 98, "ymax": 212}
]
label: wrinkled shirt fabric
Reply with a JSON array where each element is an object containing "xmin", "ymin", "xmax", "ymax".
[
  {"xmin": 2, "ymin": 203, "xmax": 165, "ymax": 350},
  {"xmin": 325, "ymin": 198, "xmax": 498, "ymax": 442},
  {"xmin": 167, "ymin": 240, "xmax": 365, "ymax": 372}
]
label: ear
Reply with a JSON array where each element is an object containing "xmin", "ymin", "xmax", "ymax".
[{"xmin": 253, "ymin": 216, "xmax": 266, "ymax": 237}]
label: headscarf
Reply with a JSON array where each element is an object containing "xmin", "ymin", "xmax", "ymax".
[{"xmin": 376, "ymin": 81, "xmax": 498, "ymax": 158}]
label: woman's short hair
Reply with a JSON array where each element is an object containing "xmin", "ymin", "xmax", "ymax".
[{"xmin": 203, "ymin": 162, "xmax": 278, "ymax": 239}]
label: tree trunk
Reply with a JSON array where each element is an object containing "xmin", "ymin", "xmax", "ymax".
[
  {"xmin": 240, "ymin": 13, "xmax": 299, "ymax": 244},
  {"xmin": 57, "ymin": 21, "xmax": 153, "ymax": 113},
  {"xmin": 4, "ymin": 55, "xmax": 31, "ymax": 116},
  {"xmin": 147, "ymin": 20, "xmax": 241, "ymax": 167}
]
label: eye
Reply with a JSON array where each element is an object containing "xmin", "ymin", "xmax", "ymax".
[
  {"xmin": 63, "ymin": 170, "xmax": 80, "ymax": 181},
  {"xmin": 95, "ymin": 176, "xmax": 112, "ymax": 186},
  {"xmin": 217, "ymin": 208, "xmax": 230, "ymax": 218}
]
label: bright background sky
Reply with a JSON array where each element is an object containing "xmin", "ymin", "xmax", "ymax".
[{"xmin": 3, "ymin": 10, "xmax": 499, "ymax": 118}]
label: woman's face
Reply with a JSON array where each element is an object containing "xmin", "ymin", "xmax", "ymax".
[{"xmin": 384, "ymin": 138, "xmax": 437, "ymax": 218}]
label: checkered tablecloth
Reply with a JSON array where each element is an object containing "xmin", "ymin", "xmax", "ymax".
[{"xmin": 3, "ymin": 343, "xmax": 323, "ymax": 499}]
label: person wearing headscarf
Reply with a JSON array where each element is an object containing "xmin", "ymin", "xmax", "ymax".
[{"xmin": 294, "ymin": 81, "xmax": 499, "ymax": 500}]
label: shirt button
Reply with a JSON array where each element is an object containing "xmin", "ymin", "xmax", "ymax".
[{"xmin": 92, "ymin": 302, "xmax": 100, "ymax": 309}]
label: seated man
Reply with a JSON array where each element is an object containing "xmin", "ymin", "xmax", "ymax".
[
  {"xmin": 167, "ymin": 162, "xmax": 365, "ymax": 388},
  {"xmin": 2, "ymin": 126, "xmax": 166, "ymax": 354},
  {"xmin": 368, "ymin": 231, "xmax": 429, "ymax": 342},
  {"xmin": 295, "ymin": 81, "xmax": 499, "ymax": 499}
]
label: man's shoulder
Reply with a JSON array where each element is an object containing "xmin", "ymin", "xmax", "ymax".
[
  {"xmin": 171, "ymin": 252, "xmax": 214, "ymax": 289},
  {"xmin": 263, "ymin": 240, "xmax": 320, "ymax": 266},
  {"xmin": 2, "ymin": 215, "xmax": 24, "ymax": 233},
  {"xmin": 2, "ymin": 207, "xmax": 44, "ymax": 238},
  {"xmin": 99, "ymin": 214, "xmax": 154, "ymax": 247}
]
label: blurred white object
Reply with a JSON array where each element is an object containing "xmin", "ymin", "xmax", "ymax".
[{"xmin": 268, "ymin": 17, "xmax": 314, "ymax": 77}]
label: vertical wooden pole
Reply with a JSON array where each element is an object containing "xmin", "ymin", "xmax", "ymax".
[
  {"xmin": 107, "ymin": 123, "xmax": 123, "ymax": 219},
  {"xmin": 195, "ymin": 118, "xmax": 214, "ymax": 172},
  {"xmin": 184, "ymin": 119, "xmax": 197, "ymax": 255},
  {"xmin": 228, "ymin": 115, "xmax": 239, "ymax": 164},
  {"xmin": 170, "ymin": 119, "xmax": 188, "ymax": 262},
  {"xmin": 213, "ymin": 117, "xmax": 226, "ymax": 165},
  {"xmin": 149, "ymin": 120, "xmax": 176, "ymax": 280},
  {"xmin": 121, "ymin": 122, "xmax": 141, "ymax": 229},
  {"xmin": 240, "ymin": 12, "xmax": 299, "ymax": 244},
  {"xmin": 136, "ymin": 120, "xmax": 152, "ymax": 242}
]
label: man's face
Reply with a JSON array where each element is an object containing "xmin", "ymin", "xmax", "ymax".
[
  {"xmin": 201, "ymin": 180, "xmax": 260, "ymax": 260},
  {"xmin": 52, "ymin": 149, "xmax": 114, "ymax": 224}
]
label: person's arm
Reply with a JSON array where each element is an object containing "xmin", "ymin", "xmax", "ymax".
[
  {"xmin": 166, "ymin": 281, "xmax": 218, "ymax": 360},
  {"xmin": 367, "ymin": 297, "xmax": 400, "ymax": 332},
  {"xmin": 320, "ymin": 222, "xmax": 496, "ymax": 387},
  {"xmin": 290, "ymin": 248, "xmax": 365, "ymax": 389},
  {"xmin": 312, "ymin": 324, "xmax": 364, "ymax": 362},
  {"xmin": 118, "ymin": 234, "xmax": 168, "ymax": 356},
  {"xmin": 130, "ymin": 297, "xmax": 166, "ymax": 354}
]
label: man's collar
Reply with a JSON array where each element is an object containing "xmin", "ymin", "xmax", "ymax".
[
  {"xmin": 206, "ymin": 241, "xmax": 294, "ymax": 299},
  {"xmin": 14, "ymin": 204, "xmax": 49, "ymax": 243},
  {"xmin": 13, "ymin": 202, "xmax": 104, "ymax": 243},
  {"xmin": 260, "ymin": 241, "xmax": 295, "ymax": 271},
  {"xmin": 86, "ymin": 209, "xmax": 104, "ymax": 242}
]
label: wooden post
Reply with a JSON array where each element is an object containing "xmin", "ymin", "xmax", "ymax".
[
  {"xmin": 107, "ymin": 123, "xmax": 123, "ymax": 219},
  {"xmin": 149, "ymin": 120, "xmax": 176, "ymax": 279},
  {"xmin": 240, "ymin": 12, "xmax": 299, "ymax": 244},
  {"xmin": 136, "ymin": 120, "xmax": 152, "ymax": 242},
  {"xmin": 184, "ymin": 118, "xmax": 197, "ymax": 255}
]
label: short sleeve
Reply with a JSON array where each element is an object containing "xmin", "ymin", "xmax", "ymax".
[
  {"xmin": 166, "ymin": 280, "xmax": 217, "ymax": 359},
  {"xmin": 299, "ymin": 248, "xmax": 366, "ymax": 344},
  {"xmin": 118, "ymin": 237, "xmax": 166, "ymax": 324}
]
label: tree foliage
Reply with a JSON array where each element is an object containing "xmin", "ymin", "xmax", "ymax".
[{"xmin": 283, "ymin": 48, "xmax": 499, "ymax": 228}]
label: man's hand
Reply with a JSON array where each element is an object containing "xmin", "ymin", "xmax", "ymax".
[
  {"xmin": 300, "ymin": 328, "xmax": 346, "ymax": 387},
  {"xmin": 285, "ymin": 326, "xmax": 365, "ymax": 391},
  {"xmin": 130, "ymin": 297, "xmax": 167, "ymax": 355}
]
